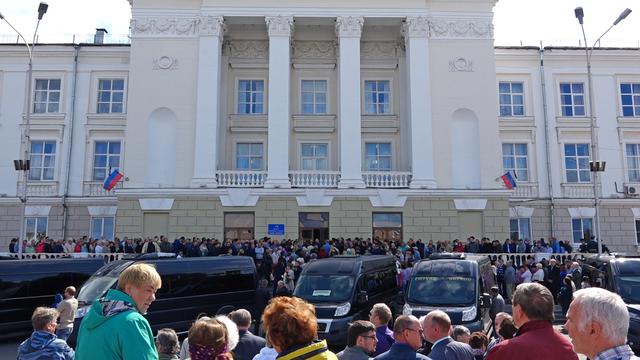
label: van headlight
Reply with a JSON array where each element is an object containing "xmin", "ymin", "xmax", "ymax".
[
  {"xmin": 335, "ymin": 303, "xmax": 351, "ymax": 317},
  {"xmin": 75, "ymin": 306, "xmax": 90, "ymax": 319},
  {"xmin": 403, "ymin": 303, "xmax": 412, "ymax": 315},
  {"xmin": 462, "ymin": 306, "xmax": 477, "ymax": 321}
]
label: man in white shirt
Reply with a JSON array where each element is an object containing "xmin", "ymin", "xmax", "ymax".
[
  {"xmin": 520, "ymin": 265, "xmax": 532, "ymax": 283},
  {"xmin": 531, "ymin": 264, "xmax": 545, "ymax": 283},
  {"xmin": 56, "ymin": 286, "xmax": 78, "ymax": 341}
]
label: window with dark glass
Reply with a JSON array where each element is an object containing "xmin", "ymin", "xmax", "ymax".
[
  {"xmin": 299, "ymin": 212, "xmax": 329, "ymax": 241},
  {"xmin": 372, "ymin": 212, "xmax": 402, "ymax": 241}
]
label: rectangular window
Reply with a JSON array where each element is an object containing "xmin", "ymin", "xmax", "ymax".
[
  {"xmin": 301, "ymin": 80, "xmax": 327, "ymax": 114},
  {"xmin": 299, "ymin": 212, "xmax": 330, "ymax": 241},
  {"xmin": 33, "ymin": 79, "xmax": 61, "ymax": 113},
  {"xmin": 25, "ymin": 217, "xmax": 47, "ymax": 240},
  {"xmin": 372, "ymin": 212, "xmax": 402, "ymax": 241},
  {"xmin": 224, "ymin": 213, "xmax": 255, "ymax": 241},
  {"xmin": 364, "ymin": 80, "xmax": 391, "ymax": 115},
  {"xmin": 91, "ymin": 217, "xmax": 115, "ymax": 240},
  {"xmin": 97, "ymin": 79, "xmax": 125, "ymax": 113},
  {"xmin": 301, "ymin": 143, "xmax": 328, "ymax": 171},
  {"xmin": 502, "ymin": 143, "xmax": 529, "ymax": 181},
  {"xmin": 564, "ymin": 143, "xmax": 591, "ymax": 183},
  {"xmin": 29, "ymin": 140, "xmax": 56, "ymax": 181},
  {"xmin": 621, "ymin": 83, "xmax": 640, "ymax": 117},
  {"xmin": 626, "ymin": 144, "xmax": 640, "ymax": 182},
  {"xmin": 236, "ymin": 143, "xmax": 263, "ymax": 170},
  {"xmin": 93, "ymin": 141, "xmax": 121, "ymax": 181},
  {"xmin": 509, "ymin": 218, "xmax": 531, "ymax": 241},
  {"xmin": 572, "ymin": 218, "xmax": 593, "ymax": 244},
  {"xmin": 636, "ymin": 219, "xmax": 640, "ymax": 245},
  {"xmin": 237, "ymin": 80, "xmax": 264, "ymax": 114},
  {"xmin": 365, "ymin": 143, "xmax": 391, "ymax": 171},
  {"xmin": 559, "ymin": 82, "xmax": 585, "ymax": 117},
  {"xmin": 498, "ymin": 82, "xmax": 525, "ymax": 117}
]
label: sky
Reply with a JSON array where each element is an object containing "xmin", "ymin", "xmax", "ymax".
[{"xmin": 0, "ymin": 0, "xmax": 638, "ymax": 47}]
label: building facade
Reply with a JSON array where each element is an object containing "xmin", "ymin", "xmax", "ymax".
[{"xmin": 0, "ymin": 0, "xmax": 638, "ymax": 252}]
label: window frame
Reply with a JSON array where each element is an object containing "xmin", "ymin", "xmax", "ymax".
[
  {"xmin": 372, "ymin": 212, "xmax": 403, "ymax": 242},
  {"xmin": 571, "ymin": 218, "xmax": 593, "ymax": 244},
  {"xmin": 635, "ymin": 219, "xmax": 640, "ymax": 245},
  {"xmin": 92, "ymin": 140, "xmax": 122, "ymax": 181},
  {"xmin": 224, "ymin": 212, "xmax": 255, "ymax": 242},
  {"xmin": 300, "ymin": 142, "xmax": 329, "ymax": 171},
  {"xmin": 235, "ymin": 142, "xmax": 264, "ymax": 171},
  {"xmin": 559, "ymin": 81, "xmax": 586, "ymax": 117},
  {"xmin": 502, "ymin": 143, "xmax": 529, "ymax": 182},
  {"xmin": 363, "ymin": 79, "xmax": 393, "ymax": 115},
  {"xmin": 25, "ymin": 216, "xmax": 48, "ymax": 241},
  {"xmin": 97, "ymin": 78, "xmax": 126, "ymax": 114},
  {"xmin": 620, "ymin": 82, "xmax": 640, "ymax": 117},
  {"xmin": 28, "ymin": 140, "xmax": 57, "ymax": 181},
  {"xmin": 498, "ymin": 81, "xmax": 525, "ymax": 117},
  {"xmin": 33, "ymin": 78, "xmax": 62, "ymax": 114},
  {"xmin": 509, "ymin": 217, "xmax": 531, "ymax": 242},
  {"xmin": 563, "ymin": 143, "xmax": 591, "ymax": 183},
  {"xmin": 298, "ymin": 212, "xmax": 330, "ymax": 242},
  {"xmin": 364, "ymin": 142, "xmax": 392, "ymax": 171},
  {"xmin": 299, "ymin": 79, "xmax": 328, "ymax": 115},
  {"xmin": 236, "ymin": 78, "xmax": 266, "ymax": 115},
  {"xmin": 626, "ymin": 143, "xmax": 640, "ymax": 183},
  {"xmin": 91, "ymin": 216, "xmax": 115, "ymax": 241}
]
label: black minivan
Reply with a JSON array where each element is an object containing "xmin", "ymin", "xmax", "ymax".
[
  {"xmin": 70, "ymin": 254, "xmax": 257, "ymax": 346},
  {"xmin": 581, "ymin": 254, "xmax": 640, "ymax": 353},
  {"xmin": 292, "ymin": 255, "xmax": 399, "ymax": 347},
  {"xmin": 0, "ymin": 257, "xmax": 105, "ymax": 340},
  {"xmin": 401, "ymin": 253, "xmax": 494, "ymax": 333}
]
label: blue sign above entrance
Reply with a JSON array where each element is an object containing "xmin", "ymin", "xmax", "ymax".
[{"xmin": 268, "ymin": 224, "xmax": 285, "ymax": 235}]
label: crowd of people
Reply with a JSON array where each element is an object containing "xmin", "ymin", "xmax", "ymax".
[
  {"xmin": 8, "ymin": 233, "xmax": 609, "ymax": 259},
  {"xmin": 16, "ymin": 262, "xmax": 639, "ymax": 360}
]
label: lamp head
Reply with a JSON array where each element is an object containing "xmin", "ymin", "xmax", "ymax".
[
  {"xmin": 37, "ymin": 2, "xmax": 48, "ymax": 20},
  {"xmin": 574, "ymin": 7, "xmax": 584, "ymax": 25},
  {"xmin": 613, "ymin": 8, "xmax": 632, "ymax": 25},
  {"xmin": 0, "ymin": 12, "xmax": 4, "ymax": 20}
]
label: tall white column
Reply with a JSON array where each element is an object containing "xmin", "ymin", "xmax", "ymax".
[
  {"xmin": 336, "ymin": 16, "xmax": 366, "ymax": 189},
  {"xmin": 264, "ymin": 16, "xmax": 293, "ymax": 188},
  {"xmin": 404, "ymin": 17, "xmax": 437, "ymax": 189},
  {"xmin": 191, "ymin": 16, "xmax": 224, "ymax": 187}
]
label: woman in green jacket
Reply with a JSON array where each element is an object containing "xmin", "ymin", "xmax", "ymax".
[{"xmin": 75, "ymin": 263, "xmax": 162, "ymax": 360}]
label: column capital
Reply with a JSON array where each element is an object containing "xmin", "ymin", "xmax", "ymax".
[
  {"xmin": 266, "ymin": 15, "xmax": 294, "ymax": 37},
  {"xmin": 199, "ymin": 15, "xmax": 225, "ymax": 39},
  {"xmin": 335, "ymin": 16, "xmax": 364, "ymax": 38},
  {"xmin": 402, "ymin": 16, "xmax": 429, "ymax": 38}
]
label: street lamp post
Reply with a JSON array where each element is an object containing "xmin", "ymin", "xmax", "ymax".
[
  {"xmin": 574, "ymin": 7, "xmax": 632, "ymax": 256},
  {"xmin": 1, "ymin": 2, "xmax": 49, "ymax": 256}
]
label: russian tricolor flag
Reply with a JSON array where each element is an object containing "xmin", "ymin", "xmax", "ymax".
[
  {"xmin": 103, "ymin": 169, "xmax": 123, "ymax": 191},
  {"xmin": 500, "ymin": 172, "xmax": 517, "ymax": 190}
]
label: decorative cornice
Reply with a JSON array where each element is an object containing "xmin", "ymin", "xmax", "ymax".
[
  {"xmin": 361, "ymin": 41, "xmax": 400, "ymax": 60},
  {"xmin": 428, "ymin": 18, "xmax": 493, "ymax": 40},
  {"xmin": 130, "ymin": 17, "xmax": 199, "ymax": 37},
  {"xmin": 403, "ymin": 16, "xmax": 429, "ymax": 38},
  {"xmin": 293, "ymin": 41, "xmax": 336, "ymax": 60},
  {"xmin": 224, "ymin": 40, "xmax": 269, "ymax": 59},
  {"xmin": 265, "ymin": 15, "xmax": 294, "ymax": 37},
  {"xmin": 335, "ymin": 16, "xmax": 364, "ymax": 38},
  {"xmin": 199, "ymin": 15, "xmax": 225, "ymax": 39}
]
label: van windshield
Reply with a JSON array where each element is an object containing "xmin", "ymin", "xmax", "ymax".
[
  {"xmin": 77, "ymin": 275, "xmax": 118, "ymax": 305},
  {"xmin": 616, "ymin": 276, "xmax": 640, "ymax": 304},
  {"xmin": 407, "ymin": 276, "xmax": 475, "ymax": 305},
  {"xmin": 293, "ymin": 275, "xmax": 355, "ymax": 303}
]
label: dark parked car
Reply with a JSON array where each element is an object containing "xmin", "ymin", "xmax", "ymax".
[
  {"xmin": 0, "ymin": 257, "xmax": 105, "ymax": 340},
  {"xmin": 293, "ymin": 255, "xmax": 400, "ymax": 347},
  {"xmin": 69, "ymin": 253, "xmax": 257, "ymax": 346}
]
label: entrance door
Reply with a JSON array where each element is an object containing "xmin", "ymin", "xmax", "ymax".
[
  {"xmin": 458, "ymin": 211, "xmax": 483, "ymax": 240},
  {"xmin": 143, "ymin": 213, "xmax": 169, "ymax": 238},
  {"xmin": 299, "ymin": 212, "xmax": 329, "ymax": 241}
]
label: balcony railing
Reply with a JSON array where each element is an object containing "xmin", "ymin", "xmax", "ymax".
[
  {"xmin": 217, "ymin": 171, "xmax": 267, "ymax": 187},
  {"xmin": 290, "ymin": 171, "xmax": 340, "ymax": 188},
  {"xmin": 561, "ymin": 183, "xmax": 596, "ymax": 198},
  {"xmin": 17, "ymin": 181, "xmax": 59, "ymax": 197},
  {"xmin": 512, "ymin": 183, "xmax": 539, "ymax": 198},
  {"xmin": 83, "ymin": 181, "xmax": 122, "ymax": 197},
  {"xmin": 363, "ymin": 171, "xmax": 412, "ymax": 188}
]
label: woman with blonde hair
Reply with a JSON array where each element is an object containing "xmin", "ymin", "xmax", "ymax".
[{"xmin": 262, "ymin": 296, "xmax": 337, "ymax": 360}]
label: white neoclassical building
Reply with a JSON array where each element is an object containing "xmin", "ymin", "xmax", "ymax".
[{"xmin": 0, "ymin": 0, "xmax": 639, "ymax": 252}]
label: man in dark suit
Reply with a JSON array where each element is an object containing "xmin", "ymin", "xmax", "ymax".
[
  {"xmin": 229, "ymin": 308, "xmax": 267, "ymax": 360},
  {"xmin": 373, "ymin": 315, "xmax": 431, "ymax": 360},
  {"xmin": 422, "ymin": 310, "xmax": 474, "ymax": 360}
]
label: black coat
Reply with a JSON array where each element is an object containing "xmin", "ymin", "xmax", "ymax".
[{"xmin": 233, "ymin": 330, "xmax": 266, "ymax": 360}]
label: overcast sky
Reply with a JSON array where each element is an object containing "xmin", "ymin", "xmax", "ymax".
[{"xmin": 0, "ymin": 0, "xmax": 638, "ymax": 47}]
